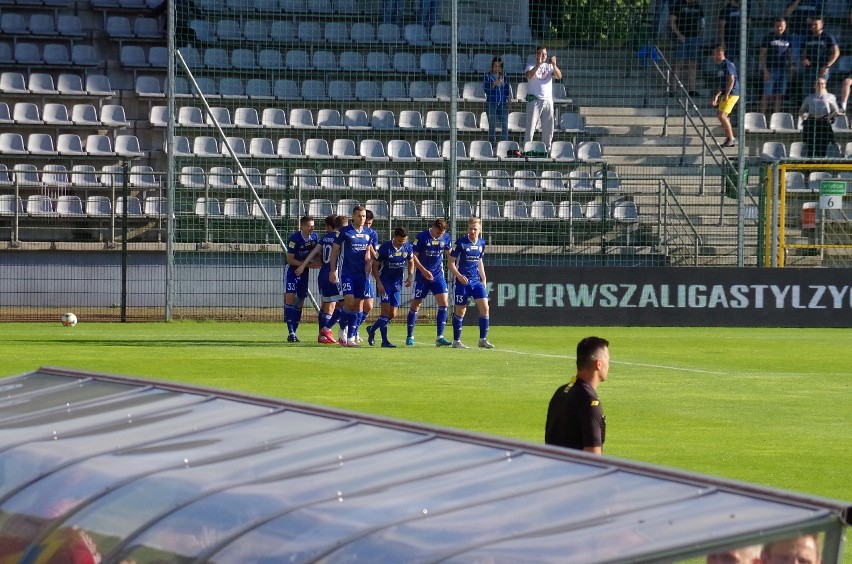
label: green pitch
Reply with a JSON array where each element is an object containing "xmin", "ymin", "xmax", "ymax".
[{"xmin": 2, "ymin": 323, "xmax": 850, "ymax": 529}]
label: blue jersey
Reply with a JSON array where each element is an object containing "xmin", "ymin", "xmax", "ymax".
[
  {"xmin": 483, "ymin": 72, "xmax": 510, "ymax": 107},
  {"xmin": 317, "ymin": 230, "xmax": 338, "ymax": 280},
  {"xmin": 376, "ymin": 240, "xmax": 414, "ymax": 285},
  {"xmin": 287, "ymin": 230, "xmax": 318, "ymax": 263},
  {"xmin": 716, "ymin": 59, "xmax": 739, "ymax": 96},
  {"xmin": 413, "ymin": 228, "xmax": 451, "ymax": 281},
  {"xmin": 451, "ymin": 236, "xmax": 486, "ymax": 282},
  {"xmin": 366, "ymin": 227, "xmax": 380, "ymax": 250},
  {"xmin": 335, "ymin": 224, "xmax": 372, "ymax": 277}
]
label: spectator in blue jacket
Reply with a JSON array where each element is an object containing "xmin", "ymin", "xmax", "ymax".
[{"xmin": 484, "ymin": 57, "xmax": 511, "ymax": 146}]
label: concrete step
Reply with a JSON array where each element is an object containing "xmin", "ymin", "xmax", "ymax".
[
  {"xmin": 603, "ymin": 154, "xmax": 736, "ymax": 167},
  {"xmin": 694, "ymin": 254, "xmax": 760, "ymax": 266},
  {"xmin": 588, "ymin": 125, "xmax": 716, "ymax": 137},
  {"xmin": 603, "ymin": 145, "xmax": 715, "ymax": 157}
]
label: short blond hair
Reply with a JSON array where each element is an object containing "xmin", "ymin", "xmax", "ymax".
[{"xmin": 467, "ymin": 217, "xmax": 481, "ymax": 226}]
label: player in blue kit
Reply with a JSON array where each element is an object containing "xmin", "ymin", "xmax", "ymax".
[
  {"xmin": 355, "ymin": 209, "xmax": 380, "ymax": 344},
  {"xmin": 407, "ymin": 218, "xmax": 453, "ymax": 347},
  {"xmin": 366, "ymin": 226, "xmax": 414, "ymax": 348},
  {"xmin": 296, "ymin": 214, "xmax": 346, "ymax": 344},
  {"xmin": 329, "ymin": 206, "xmax": 376, "ymax": 347},
  {"xmin": 448, "ymin": 217, "xmax": 493, "ymax": 349},
  {"xmin": 284, "ymin": 215, "xmax": 319, "ymax": 343}
]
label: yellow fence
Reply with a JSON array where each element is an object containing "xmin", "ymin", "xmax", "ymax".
[{"xmin": 764, "ymin": 163, "xmax": 852, "ymax": 267}]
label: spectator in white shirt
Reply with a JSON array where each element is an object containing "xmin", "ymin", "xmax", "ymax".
[{"xmin": 524, "ymin": 46, "xmax": 562, "ymax": 151}]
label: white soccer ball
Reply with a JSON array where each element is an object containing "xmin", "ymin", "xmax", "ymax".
[{"xmin": 61, "ymin": 312, "xmax": 78, "ymax": 327}]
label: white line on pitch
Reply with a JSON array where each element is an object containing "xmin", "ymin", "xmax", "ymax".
[{"xmin": 497, "ymin": 349, "xmax": 726, "ymax": 375}]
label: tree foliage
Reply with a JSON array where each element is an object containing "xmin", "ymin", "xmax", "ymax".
[{"xmin": 556, "ymin": 0, "xmax": 651, "ymax": 47}]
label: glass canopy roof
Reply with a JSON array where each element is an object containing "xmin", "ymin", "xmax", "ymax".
[{"xmin": 0, "ymin": 367, "xmax": 848, "ymax": 563}]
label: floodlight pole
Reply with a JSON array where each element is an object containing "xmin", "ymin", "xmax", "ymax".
[
  {"xmin": 164, "ymin": 0, "xmax": 175, "ymax": 322},
  {"xmin": 735, "ymin": 0, "xmax": 747, "ymax": 266},
  {"xmin": 120, "ymin": 160, "xmax": 129, "ymax": 323},
  {"xmin": 449, "ymin": 0, "xmax": 459, "ymax": 238}
]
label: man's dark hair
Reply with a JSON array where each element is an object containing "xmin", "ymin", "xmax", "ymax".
[
  {"xmin": 775, "ymin": 16, "xmax": 786, "ymax": 24},
  {"xmin": 324, "ymin": 214, "xmax": 336, "ymax": 228},
  {"xmin": 576, "ymin": 337, "xmax": 609, "ymax": 370},
  {"xmin": 393, "ymin": 226, "xmax": 408, "ymax": 238},
  {"xmin": 299, "ymin": 215, "xmax": 314, "ymax": 227},
  {"xmin": 365, "ymin": 209, "xmax": 374, "ymax": 221},
  {"xmin": 333, "ymin": 214, "xmax": 347, "ymax": 228},
  {"xmin": 352, "ymin": 205, "xmax": 365, "ymax": 214},
  {"xmin": 432, "ymin": 218, "xmax": 448, "ymax": 231}
]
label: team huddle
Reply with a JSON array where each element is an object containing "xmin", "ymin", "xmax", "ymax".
[{"xmin": 283, "ymin": 206, "xmax": 494, "ymax": 349}]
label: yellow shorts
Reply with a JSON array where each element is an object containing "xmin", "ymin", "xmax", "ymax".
[{"xmin": 718, "ymin": 95, "xmax": 739, "ymax": 115}]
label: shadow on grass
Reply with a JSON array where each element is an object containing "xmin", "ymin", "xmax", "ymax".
[{"xmin": 6, "ymin": 338, "xmax": 285, "ymax": 347}]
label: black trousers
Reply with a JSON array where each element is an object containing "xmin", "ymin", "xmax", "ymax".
[{"xmin": 802, "ymin": 117, "xmax": 834, "ymax": 158}]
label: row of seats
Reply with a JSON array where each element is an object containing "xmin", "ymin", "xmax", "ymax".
[
  {"xmin": 188, "ymin": 0, "xmax": 360, "ymax": 15},
  {"xmin": 156, "ymin": 106, "xmax": 584, "ymax": 134},
  {"xmin": 167, "ymin": 136, "xmax": 603, "ymax": 163},
  {"xmin": 186, "ymin": 20, "xmax": 535, "ymax": 49},
  {"xmin": 0, "ymin": 12, "xmax": 85, "ymax": 37},
  {"xmin": 0, "ymin": 163, "xmax": 620, "ymax": 193},
  {"xmin": 91, "ymin": 0, "xmax": 160, "ymax": 9},
  {"xmin": 0, "ymin": 132, "xmax": 145, "ymax": 157},
  {"xmin": 760, "ymin": 141, "xmax": 851, "ymax": 162},
  {"xmin": 0, "ymin": 0, "xmax": 72, "ymax": 7},
  {"xmin": 0, "ymin": 42, "xmax": 100, "ymax": 66},
  {"xmin": 118, "ymin": 44, "xmax": 167, "ymax": 68},
  {"xmin": 193, "ymin": 196, "xmax": 636, "ymax": 223},
  {"xmin": 177, "ymin": 166, "xmax": 620, "ymax": 193},
  {"xmin": 0, "ymin": 194, "xmax": 631, "ymax": 224},
  {"xmin": 174, "ymin": 47, "xmax": 540, "ymax": 77},
  {"xmin": 744, "ymin": 112, "xmax": 801, "ymax": 135},
  {"xmin": 746, "ymin": 112, "xmax": 852, "ymax": 136},
  {"xmin": 0, "ymin": 163, "xmax": 159, "ymax": 188},
  {"xmin": 0, "ymin": 71, "xmax": 115, "ymax": 96},
  {"xmin": 784, "ymin": 171, "xmax": 852, "ymax": 193},
  {"xmin": 1, "ymin": 102, "xmax": 129, "ymax": 128},
  {"xmin": 103, "ymin": 15, "xmax": 161, "ymax": 39},
  {"xmin": 141, "ymin": 75, "xmax": 570, "ymax": 103},
  {"xmin": 0, "ymin": 194, "xmax": 165, "ymax": 218}
]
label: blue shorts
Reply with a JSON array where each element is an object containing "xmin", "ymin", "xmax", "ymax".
[
  {"xmin": 318, "ymin": 274, "xmax": 342, "ymax": 303},
  {"xmin": 341, "ymin": 272, "xmax": 372, "ymax": 299},
  {"xmin": 674, "ymin": 36, "xmax": 702, "ymax": 62},
  {"xmin": 378, "ymin": 278, "xmax": 402, "ymax": 307},
  {"xmin": 454, "ymin": 280, "xmax": 488, "ymax": 305},
  {"xmin": 764, "ymin": 69, "xmax": 788, "ymax": 96},
  {"xmin": 413, "ymin": 275, "xmax": 448, "ymax": 300},
  {"xmin": 284, "ymin": 266, "xmax": 309, "ymax": 298}
]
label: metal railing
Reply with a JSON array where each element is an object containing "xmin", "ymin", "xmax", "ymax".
[{"xmin": 644, "ymin": 47, "xmax": 738, "ymax": 198}]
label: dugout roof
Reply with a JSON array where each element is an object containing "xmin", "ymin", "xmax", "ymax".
[{"xmin": 0, "ymin": 367, "xmax": 848, "ymax": 563}]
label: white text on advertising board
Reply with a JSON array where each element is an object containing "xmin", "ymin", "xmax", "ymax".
[{"xmin": 493, "ymin": 284, "xmax": 852, "ymax": 309}]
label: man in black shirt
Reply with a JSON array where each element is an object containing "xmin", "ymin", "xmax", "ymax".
[
  {"xmin": 759, "ymin": 17, "xmax": 792, "ymax": 115},
  {"xmin": 800, "ymin": 16, "xmax": 839, "ymax": 98},
  {"xmin": 784, "ymin": 0, "xmax": 823, "ymax": 63},
  {"xmin": 669, "ymin": 0, "xmax": 705, "ymax": 97},
  {"xmin": 545, "ymin": 336, "xmax": 610, "ymax": 454},
  {"xmin": 717, "ymin": 0, "xmax": 741, "ymax": 66}
]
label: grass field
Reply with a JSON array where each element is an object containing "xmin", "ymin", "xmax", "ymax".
[{"xmin": 2, "ymin": 321, "xmax": 850, "ymax": 555}]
